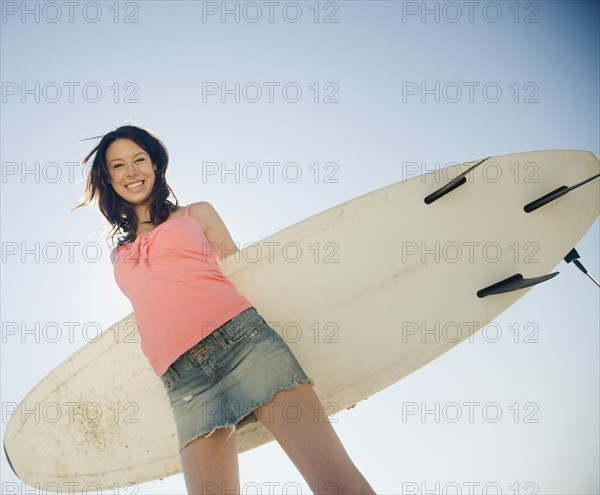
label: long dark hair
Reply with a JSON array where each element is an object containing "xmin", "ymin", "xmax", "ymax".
[{"xmin": 73, "ymin": 125, "xmax": 179, "ymax": 246}]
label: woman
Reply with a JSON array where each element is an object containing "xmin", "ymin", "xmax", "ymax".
[{"xmin": 77, "ymin": 125, "xmax": 376, "ymax": 494}]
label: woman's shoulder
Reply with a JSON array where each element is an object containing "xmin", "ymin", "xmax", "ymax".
[
  {"xmin": 186, "ymin": 201, "xmax": 220, "ymax": 229},
  {"xmin": 186, "ymin": 200, "xmax": 237, "ymax": 261},
  {"xmin": 187, "ymin": 200, "xmax": 214, "ymax": 214}
]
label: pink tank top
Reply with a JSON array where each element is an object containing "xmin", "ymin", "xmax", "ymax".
[{"xmin": 113, "ymin": 204, "xmax": 253, "ymax": 377}]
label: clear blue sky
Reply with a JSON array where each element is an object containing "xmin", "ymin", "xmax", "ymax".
[{"xmin": 1, "ymin": 1, "xmax": 598, "ymax": 493}]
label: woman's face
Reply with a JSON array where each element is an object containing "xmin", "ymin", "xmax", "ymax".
[{"xmin": 105, "ymin": 138, "xmax": 157, "ymax": 206}]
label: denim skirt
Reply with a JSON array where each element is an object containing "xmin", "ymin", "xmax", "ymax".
[{"xmin": 160, "ymin": 306, "xmax": 315, "ymax": 452}]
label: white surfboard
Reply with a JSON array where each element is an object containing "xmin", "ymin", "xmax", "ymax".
[{"xmin": 4, "ymin": 150, "xmax": 599, "ymax": 491}]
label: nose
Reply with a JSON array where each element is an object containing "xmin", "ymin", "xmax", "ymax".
[{"xmin": 124, "ymin": 161, "xmax": 140, "ymax": 176}]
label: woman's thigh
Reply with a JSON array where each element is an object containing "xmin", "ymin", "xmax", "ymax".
[
  {"xmin": 180, "ymin": 426, "xmax": 240, "ymax": 494},
  {"xmin": 252, "ymin": 382, "xmax": 358, "ymax": 486}
]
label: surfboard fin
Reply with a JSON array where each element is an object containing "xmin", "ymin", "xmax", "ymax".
[
  {"xmin": 477, "ymin": 272, "xmax": 559, "ymax": 298},
  {"xmin": 424, "ymin": 156, "xmax": 491, "ymax": 204},
  {"xmin": 524, "ymin": 173, "xmax": 600, "ymax": 213}
]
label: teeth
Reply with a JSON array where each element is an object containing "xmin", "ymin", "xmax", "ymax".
[{"xmin": 126, "ymin": 181, "xmax": 143, "ymax": 189}]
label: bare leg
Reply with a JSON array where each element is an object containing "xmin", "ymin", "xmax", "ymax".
[
  {"xmin": 253, "ymin": 382, "xmax": 376, "ymax": 495},
  {"xmin": 179, "ymin": 426, "xmax": 240, "ymax": 494}
]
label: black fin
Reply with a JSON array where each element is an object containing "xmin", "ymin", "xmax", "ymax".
[
  {"xmin": 424, "ymin": 156, "xmax": 491, "ymax": 204},
  {"xmin": 477, "ymin": 272, "xmax": 559, "ymax": 298},
  {"xmin": 524, "ymin": 173, "xmax": 600, "ymax": 213}
]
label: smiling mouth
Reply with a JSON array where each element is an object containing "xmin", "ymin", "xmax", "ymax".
[{"xmin": 125, "ymin": 180, "xmax": 144, "ymax": 190}]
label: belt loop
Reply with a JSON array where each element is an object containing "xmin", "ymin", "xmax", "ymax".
[
  {"xmin": 213, "ymin": 327, "xmax": 229, "ymax": 349},
  {"xmin": 166, "ymin": 365, "xmax": 180, "ymax": 383},
  {"xmin": 189, "ymin": 340, "xmax": 212, "ymax": 364}
]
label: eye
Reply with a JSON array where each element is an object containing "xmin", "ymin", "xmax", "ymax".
[
  {"xmin": 113, "ymin": 163, "xmax": 124, "ymax": 168},
  {"xmin": 135, "ymin": 157, "xmax": 146, "ymax": 163}
]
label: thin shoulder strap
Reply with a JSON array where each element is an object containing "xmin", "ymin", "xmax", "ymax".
[{"xmin": 183, "ymin": 204, "xmax": 193, "ymax": 217}]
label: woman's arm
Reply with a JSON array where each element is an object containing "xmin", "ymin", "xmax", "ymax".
[{"xmin": 188, "ymin": 201, "xmax": 239, "ymax": 262}]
